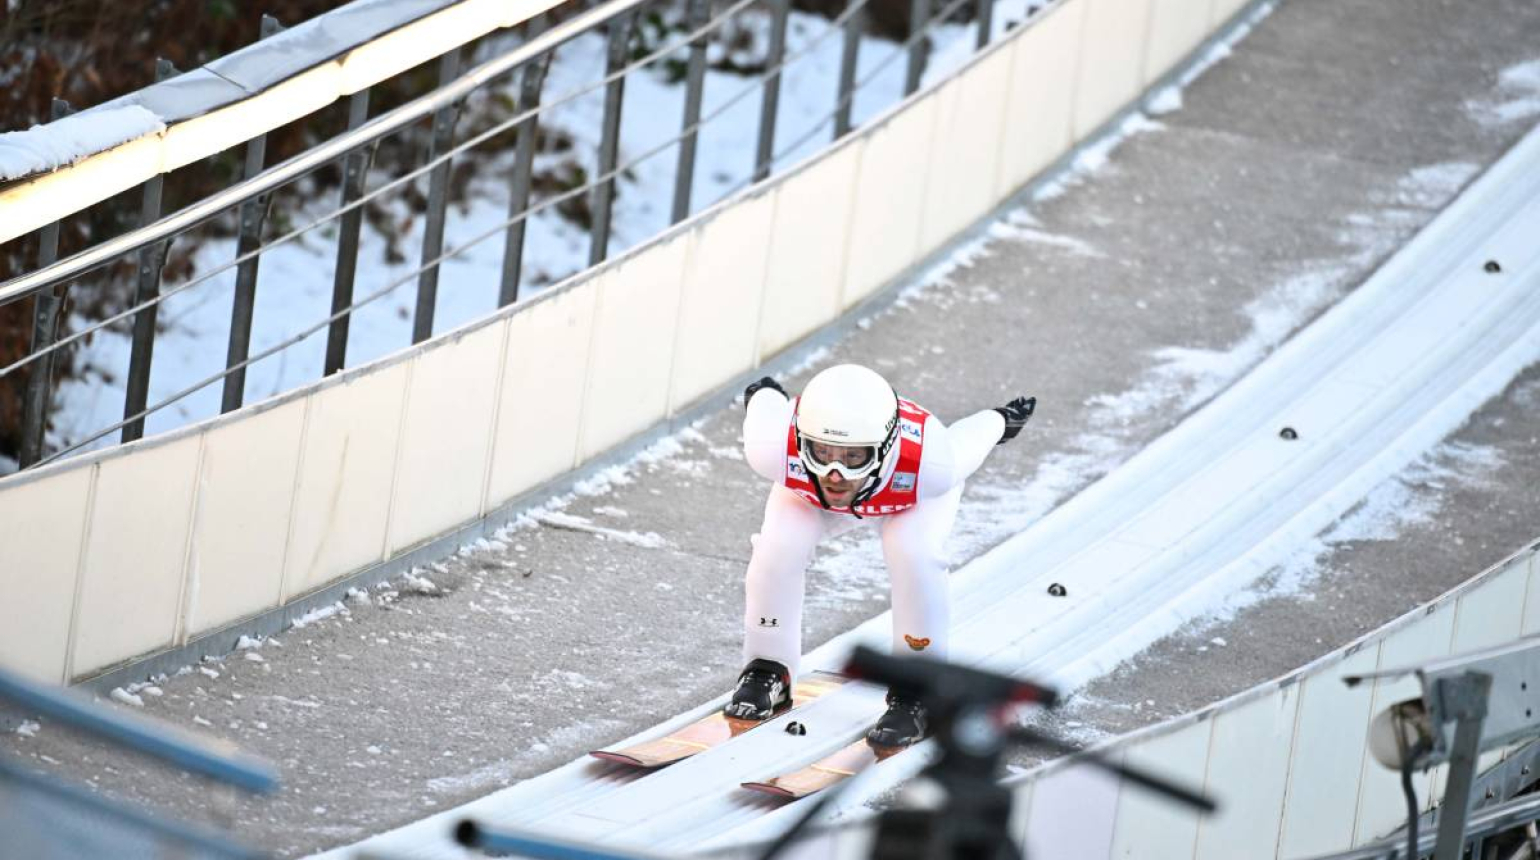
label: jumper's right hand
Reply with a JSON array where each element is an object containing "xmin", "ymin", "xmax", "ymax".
[{"xmin": 744, "ymin": 376, "xmax": 785, "ymax": 408}]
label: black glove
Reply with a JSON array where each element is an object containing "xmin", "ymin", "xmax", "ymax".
[
  {"xmin": 743, "ymin": 376, "xmax": 785, "ymax": 408},
  {"xmin": 994, "ymin": 396, "xmax": 1036, "ymax": 444}
]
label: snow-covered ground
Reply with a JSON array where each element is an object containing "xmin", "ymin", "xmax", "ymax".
[{"xmin": 41, "ymin": 0, "xmax": 1056, "ymax": 461}]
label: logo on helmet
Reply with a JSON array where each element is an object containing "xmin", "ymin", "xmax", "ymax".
[{"xmin": 903, "ymin": 635, "xmax": 931, "ymax": 651}]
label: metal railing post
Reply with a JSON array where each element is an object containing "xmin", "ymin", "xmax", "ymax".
[
  {"xmin": 499, "ymin": 16, "xmax": 551, "ymax": 307},
  {"xmin": 412, "ymin": 46, "xmax": 464, "ymax": 344},
  {"xmin": 834, "ymin": 0, "xmax": 863, "ymax": 139},
  {"xmin": 1434, "ymin": 673, "xmax": 1492, "ymax": 860},
  {"xmin": 671, "ymin": 0, "xmax": 710, "ymax": 224},
  {"xmin": 18, "ymin": 98, "xmax": 73, "ymax": 468},
  {"xmin": 221, "ymin": 14, "xmax": 283, "ymax": 413},
  {"xmin": 590, "ymin": 11, "xmax": 636, "ymax": 267},
  {"xmin": 975, "ymin": 0, "xmax": 993, "ymax": 50},
  {"xmin": 121, "ymin": 59, "xmax": 178, "ymax": 442},
  {"xmin": 904, "ymin": 0, "xmax": 930, "ymax": 96},
  {"xmin": 754, "ymin": 0, "xmax": 791, "ymax": 182},
  {"xmin": 324, "ymin": 89, "xmax": 372, "ymax": 376}
]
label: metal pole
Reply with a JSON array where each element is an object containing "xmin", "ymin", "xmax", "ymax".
[
  {"xmin": 834, "ymin": 1, "xmax": 863, "ymax": 140},
  {"xmin": 975, "ymin": 0, "xmax": 992, "ymax": 50},
  {"xmin": 589, "ymin": 11, "xmax": 635, "ymax": 267},
  {"xmin": 121, "ymin": 59, "xmax": 178, "ymax": 443},
  {"xmin": 499, "ymin": 17, "xmax": 551, "ymax": 307},
  {"xmin": 905, "ymin": 0, "xmax": 930, "ymax": 96},
  {"xmin": 17, "ymin": 98, "xmax": 73, "ymax": 468},
  {"xmin": 220, "ymin": 15, "xmax": 283, "ymax": 413},
  {"xmin": 754, "ymin": 0, "xmax": 790, "ymax": 182},
  {"xmin": 412, "ymin": 46, "xmax": 464, "ymax": 344},
  {"xmin": 324, "ymin": 89, "xmax": 372, "ymax": 376},
  {"xmin": 1434, "ymin": 672, "xmax": 1493, "ymax": 860},
  {"xmin": 671, "ymin": 0, "xmax": 710, "ymax": 224}
]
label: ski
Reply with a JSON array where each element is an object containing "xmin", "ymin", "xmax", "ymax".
[
  {"xmin": 589, "ymin": 672, "xmax": 847, "ymax": 769},
  {"xmin": 740, "ymin": 738, "xmax": 904, "ymax": 798}
]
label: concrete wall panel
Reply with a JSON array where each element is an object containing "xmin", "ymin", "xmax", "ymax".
[
  {"xmin": 1451, "ymin": 560, "xmax": 1527, "ymax": 653},
  {"xmin": 843, "ymin": 100, "xmax": 936, "ymax": 309},
  {"xmin": 486, "ymin": 286, "xmax": 598, "ymax": 508},
  {"xmin": 283, "ymin": 364, "xmax": 410, "ymax": 601},
  {"xmin": 72, "ymin": 437, "xmax": 201, "ymax": 678},
  {"xmin": 185, "ymin": 399, "xmax": 306, "ymax": 638},
  {"xmin": 1073, "ymin": 0, "xmax": 1155, "ymax": 141},
  {"xmin": 1210, "ymin": 0, "xmax": 1250, "ymax": 28},
  {"xmin": 1194, "ymin": 686, "xmax": 1300, "ymax": 859},
  {"xmin": 0, "ymin": 467, "xmax": 92, "ymax": 682},
  {"xmin": 580, "ymin": 236, "xmax": 689, "ymax": 461},
  {"xmin": 670, "ymin": 195, "xmax": 775, "ymax": 411},
  {"xmin": 759, "ymin": 145, "xmax": 859, "ymax": 359},
  {"xmin": 1010, "ymin": 777, "xmax": 1035, "ymax": 850},
  {"xmin": 921, "ymin": 47, "xmax": 1013, "ymax": 252},
  {"xmin": 1144, "ymin": 0, "xmax": 1217, "ymax": 85},
  {"xmin": 389, "ymin": 322, "xmax": 507, "ymax": 555},
  {"xmin": 1353, "ymin": 604, "xmax": 1457, "ymax": 846},
  {"xmin": 996, "ymin": 1, "xmax": 1084, "ymax": 196},
  {"xmin": 1109, "ymin": 720, "xmax": 1210, "ymax": 858},
  {"xmin": 1025, "ymin": 760, "xmax": 1119, "ymax": 860},
  {"xmin": 1277, "ymin": 648, "xmax": 1378, "ymax": 858},
  {"xmin": 1522, "ymin": 554, "xmax": 1540, "ymax": 636}
]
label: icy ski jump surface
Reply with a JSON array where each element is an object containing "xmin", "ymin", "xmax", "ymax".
[{"xmin": 316, "ymin": 83, "xmax": 1540, "ymax": 860}]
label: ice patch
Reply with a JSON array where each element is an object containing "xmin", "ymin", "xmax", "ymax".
[
  {"xmin": 987, "ymin": 220, "xmax": 1103, "ymax": 258},
  {"xmin": 290, "ymin": 601, "xmax": 347, "ymax": 629},
  {"xmin": 1145, "ymin": 86, "xmax": 1183, "ymax": 116},
  {"xmin": 1467, "ymin": 59, "xmax": 1540, "ymax": 126},
  {"xmin": 534, "ymin": 512, "xmax": 669, "ymax": 549},
  {"xmin": 109, "ymin": 688, "xmax": 144, "ymax": 708}
]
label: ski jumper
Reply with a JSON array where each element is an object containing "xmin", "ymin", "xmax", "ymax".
[{"xmin": 740, "ymin": 388, "xmax": 1004, "ymax": 679}]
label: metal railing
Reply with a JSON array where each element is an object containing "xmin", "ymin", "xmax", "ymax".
[
  {"xmin": 0, "ymin": 664, "xmax": 278, "ymax": 857},
  {"xmin": 0, "ymin": 0, "xmax": 1021, "ymax": 471}
]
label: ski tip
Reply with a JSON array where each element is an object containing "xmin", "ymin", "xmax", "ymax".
[
  {"xmin": 741, "ymin": 781, "xmax": 799, "ymax": 799},
  {"xmin": 589, "ymin": 750, "xmax": 647, "ymax": 767}
]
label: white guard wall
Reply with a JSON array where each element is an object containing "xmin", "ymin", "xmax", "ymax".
[
  {"xmin": 0, "ymin": 0, "xmax": 1266, "ymax": 684},
  {"xmin": 1007, "ymin": 540, "xmax": 1540, "ymax": 860}
]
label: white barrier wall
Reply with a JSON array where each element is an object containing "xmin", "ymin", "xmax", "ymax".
[
  {"xmin": 1008, "ymin": 541, "xmax": 1540, "ymax": 860},
  {"xmin": 0, "ymin": 0, "xmax": 1265, "ymax": 684}
]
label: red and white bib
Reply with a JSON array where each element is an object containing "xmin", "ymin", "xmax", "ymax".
[{"xmin": 783, "ymin": 397, "xmax": 931, "ymax": 517}]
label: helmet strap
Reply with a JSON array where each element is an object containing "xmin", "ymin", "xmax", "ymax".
[{"xmin": 807, "ymin": 471, "xmax": 833, "ymax": 511}]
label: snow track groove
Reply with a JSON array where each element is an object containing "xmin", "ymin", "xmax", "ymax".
[{"xmin": 318, "ymin": 126, "xmax": 1540, "ymax": 860}]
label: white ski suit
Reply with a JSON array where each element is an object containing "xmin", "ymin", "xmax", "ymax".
[{"xmin": 740, "ymin": 387, "xmax": 1004, "ymax": 679}]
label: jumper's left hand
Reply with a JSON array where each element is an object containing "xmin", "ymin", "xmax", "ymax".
[{"xmin": 994, "ymin": 396, "xmax": 1036, "ymax": 444}]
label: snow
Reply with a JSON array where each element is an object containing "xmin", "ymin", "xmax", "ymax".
[
  {"xmin": 14, "ymin": 721, "xmax": 40, "ymax": 738},
  {"xmin": 1468, "ymin": 59, "xmax": 1540, "ymax": 126},
  {"xmin": 0, "ymin": 105, "xmax": 164, "ymax": 181},
  {"xmin": 533, "ymin": 511, "xmax": 669, "ymax": 549},
  {"xmin": 109, "ymin": 688, "xmax": 144, "ymax": 708},
  {"xmin": 290, "ymin": 602, "xmax": 348, "ymax": 629}
]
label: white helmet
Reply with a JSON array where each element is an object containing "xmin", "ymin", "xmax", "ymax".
[{"xmin": 795, "ymin": 364, "xmax": 900, "ymax": 506}]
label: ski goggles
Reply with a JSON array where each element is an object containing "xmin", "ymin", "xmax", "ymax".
[{"xmin": 799, "ymin": 437, "xmax": 881, "ymax": 481}]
